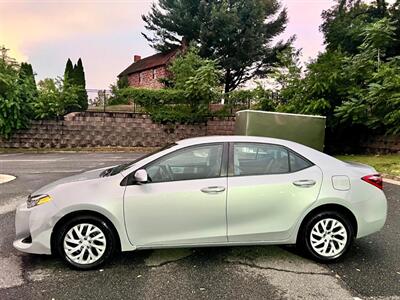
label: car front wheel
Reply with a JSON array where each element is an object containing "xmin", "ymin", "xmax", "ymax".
[
  {"xmin": 298, "ymin": 211, "xmax": 354, "ymax": 262},
  {"xmin": 55, "ymin": 215, "xmax": 116, "ymax": 270}
]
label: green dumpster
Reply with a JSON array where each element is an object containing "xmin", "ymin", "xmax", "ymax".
[{"xmin": 235, "ymin": 110, "xmax": 326, "ymax": 151}]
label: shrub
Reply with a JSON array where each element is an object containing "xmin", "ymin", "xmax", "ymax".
[
  {"xmin": 0, "ymin": 52, "xmax": 34, "ymax": 138},
  {"xmin": 224, "ymin": 85, "xmax": 276, "ymax": 111},
  {"xmin": 108, "ymin": 76, "xmax": 130, "ymax": 105},
  {"xmin": 32, "ymin": 78, "xmax": 81, "ymax": 120},
  {"xmin": 117, "ymin": 87, "xmax": 187, "ymax": 106}
]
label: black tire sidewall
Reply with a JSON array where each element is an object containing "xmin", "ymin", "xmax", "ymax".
[
  {"xmin": 302, "ymin": 211, "xmax": 354, "ymax": 262},
  {"xmin": 56, "ymin": 215, "xmax": 116, "ymax": 270}
]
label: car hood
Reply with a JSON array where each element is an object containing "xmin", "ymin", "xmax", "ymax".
[{"xmin": 33, "ymin": 166, "xmax": 116, "ymax": 195}]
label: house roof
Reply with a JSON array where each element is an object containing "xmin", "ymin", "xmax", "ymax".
[{"xmin": 118, "ymin": 48, "xmax": 179, "ymax": 77}]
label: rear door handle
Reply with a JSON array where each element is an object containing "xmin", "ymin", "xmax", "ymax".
[
  {"xmin": 293, "ymin": 180, "xmax": 316, "ymax": 188},
  {"xmin": 201, "ymin": 186, "xmax": 226, "ymax": 194}
]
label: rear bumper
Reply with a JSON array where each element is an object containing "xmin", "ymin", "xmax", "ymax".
[
  {"xmin": 13, "ymin": 203, "xmax": 53, "ymax": 255},
  {"xmin": 354, "ymin": 190, "xmax": 387, "ymax": 238}
]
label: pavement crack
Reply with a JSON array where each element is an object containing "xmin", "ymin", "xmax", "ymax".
[{"xmin": 227, "ymin": 260, "xmax": 333, "ymax": 276}]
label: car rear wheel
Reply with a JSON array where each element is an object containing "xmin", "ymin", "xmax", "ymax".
[
  {"xmin": 298, "ymin": 211, "xmax": 354, "ymax": 262},
  {"xmin": 55, "ymin": 215, "xmax": 116, "ymax": 270}
]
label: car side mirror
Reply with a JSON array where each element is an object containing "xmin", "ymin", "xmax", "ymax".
[{"xmin": 134, "ymin": 169, "xmax": 148, "ymax": 183}]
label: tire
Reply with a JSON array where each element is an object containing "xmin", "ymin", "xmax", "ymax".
[
  {"xmin": 297, "ymin": 211, "xmax": 354, "ymax": 262},
  {"xmin": 55, "ymin": 215, "xmax": 117, "ymax": 270}
]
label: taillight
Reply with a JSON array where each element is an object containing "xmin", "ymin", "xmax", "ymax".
[{"xmin": 361, "ymin": 174, "xmax": 383, "ymax": 190}]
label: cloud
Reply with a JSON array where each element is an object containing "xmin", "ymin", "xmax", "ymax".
[
  {"xmin": 2, "ymin": 0, "xmax": 395, "ymax": 88},
  {"xmin": 0, "ymin": 0, "xmax": 153, "ymax": 61}
]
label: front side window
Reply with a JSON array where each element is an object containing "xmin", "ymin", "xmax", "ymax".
[
  {"xmin": 233, "ymin": 143, "xmax": 289, "ymax": 176},
  {"xmin": 146, "ymin": 144, "xmax": 224, "ymax": 183}
]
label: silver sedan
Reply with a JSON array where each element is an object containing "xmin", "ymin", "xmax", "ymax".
[{"xmin": 14, "ymin": 136, "xmax": 387, "ymax": 269}]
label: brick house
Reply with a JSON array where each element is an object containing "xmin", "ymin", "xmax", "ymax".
[{"xmin": 118, "ymin": 48, "xmax": 179, "ymax": 89}]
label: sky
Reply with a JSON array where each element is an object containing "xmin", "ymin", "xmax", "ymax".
[{"xmin": 0, "ymin": 0, "xmax": 346, "ymax": 89}]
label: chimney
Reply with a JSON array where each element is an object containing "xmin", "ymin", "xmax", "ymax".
[{"xmin": 134, "ymin": 55, "xmax": 141, "ymax": 63}]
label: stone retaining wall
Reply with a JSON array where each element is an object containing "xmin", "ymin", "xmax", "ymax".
[
  {"xmin": 0, "ymin": 112, "xmax": 236, "ymax": 148},
  {"xmin": 359, "ymin": 134, "xmax": 400, "ymax": 153},
  {"xmin": 0, "ymin": 111, "xmax": 397, "ymax": 153}
]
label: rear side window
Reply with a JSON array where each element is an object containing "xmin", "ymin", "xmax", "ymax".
[
  {"xmin": 232, "ymin": 143, "xmax": 313, "ymax": 176},
  {"xmin": 289, "ymin": 151, "xmax": 313, "ymax": 172},
  {"xmin": 233, "ymin": 143, "xmax": 290, "ymax": 176}
]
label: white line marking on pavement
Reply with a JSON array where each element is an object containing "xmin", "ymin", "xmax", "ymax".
[
  {"xmin": 26, "ymin": 170, "xmax": 84, "ymax": 174},
  {"xmin": 0, "ymin": 159, "xmax": 63, "ymax": 162},
  {"xmin": 0, "ymin": 153, "xmax": 23, "ymax": 157},
  {"xmin": 0, "ymin": 174, "xmax": 16, "ymax": 184}
]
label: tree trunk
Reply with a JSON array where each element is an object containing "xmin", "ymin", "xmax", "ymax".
[{"xmin": 224, "ymin": 69, "xmax": 231, "ymax": 94}]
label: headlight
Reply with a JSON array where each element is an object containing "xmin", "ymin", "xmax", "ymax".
[{"xmin": 27, "ymin": 194, "xmax": 52, "ymax": 208}]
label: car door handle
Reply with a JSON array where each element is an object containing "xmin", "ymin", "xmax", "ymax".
[
  {"xmin": 201, "ymin": 186, "xmax": 226, "ymax": 194},
  {"xmin": 293, "ymin": 180, "xmax": 316, "ymax": 188}
]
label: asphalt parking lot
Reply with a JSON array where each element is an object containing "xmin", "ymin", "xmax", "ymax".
[{"xmin": 0, "ymin": 152, "xmax": 399, "ymax": 299}]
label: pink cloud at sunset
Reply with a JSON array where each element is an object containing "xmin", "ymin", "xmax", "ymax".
[{"xmin": 0, "ymin": 0, "xmax": 370, "ymax": 89}]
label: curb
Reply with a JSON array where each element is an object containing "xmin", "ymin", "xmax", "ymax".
[
  {"xmin": 382, "ymin": 174, "xmax": 400, "ymax": 186},
  {"xmin": 382, "ymin": 173, "xmax": 400, "ymax": 182}
]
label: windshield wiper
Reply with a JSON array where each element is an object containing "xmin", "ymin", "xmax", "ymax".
[{"xmin": 99, "ymin": 168, "xmax": 113, "ymax": 177}]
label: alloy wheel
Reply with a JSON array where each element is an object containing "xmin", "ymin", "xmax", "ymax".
[
  {"xmin": 63, "ymin": 223, "xmax": 107, "ymax": 265},
  {"xmin": 309, "ymin": 218, "xmax": 348, "ymax": 258}
]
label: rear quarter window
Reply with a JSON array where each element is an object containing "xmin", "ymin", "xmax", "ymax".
[{"xmin": 289, "ymin": 151, "xmax": 313, "ymax": 172}]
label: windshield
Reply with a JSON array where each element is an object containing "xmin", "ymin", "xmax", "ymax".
[{"xmin": 100, "ymin": 143, "xmax": 177, "ymax": 177}]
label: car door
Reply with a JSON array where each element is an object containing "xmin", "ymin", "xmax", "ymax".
[
  {"xmin": 227, "ymin": 142, "xmax": 323, "ymax": 242},
  {"xmin": 123, "ymin": 143, "xmax": 228, "ymax": 247}
]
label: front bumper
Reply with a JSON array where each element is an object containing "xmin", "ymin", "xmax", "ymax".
[{"xmin": 13, "ymin": 202, "xmax": 54, "ymax": 255}]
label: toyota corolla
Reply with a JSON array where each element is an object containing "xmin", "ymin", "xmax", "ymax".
[{"xmin": 14, "ymin": 136, "xmax": 387, "ymax": 269}]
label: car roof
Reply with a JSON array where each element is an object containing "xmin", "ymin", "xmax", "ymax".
[{"xmin": 177, "ymin": 135, "xmax": 293, "ymax": 146}]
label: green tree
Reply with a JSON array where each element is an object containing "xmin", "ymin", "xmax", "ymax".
[
  {"xmin": 33, "ymin": 78, "xmax": 81, "ymax": 120},
  {"xmin": 388, "ymin": 0, "xmax": 400, "ymax": 56},
  {"xmin": 73, "ymin": 58, "xmax": 88, "ymax": 110},
  {"xmin": 320, "ymin": 0, "xmax": 392, "ymax": 54},
  {"xmin": 360, "ymin": 17, "xmax": 397, "ymax": 68},
  {"xmin": 142, "ymin": 0, "xmax": 289, "ymax": 92},
  {"xmin": 19, "ymin": 62, "xmax": 36, "ymax": 86},
  {"xmin": 279, "ymin": 15, "xmax": 399, "ymax": 137},
  {"xmin": 271, "ymin": 45, "xmax": 302, "ymax": 91},
  {"xmin": 334, "ymin": 18, "xmax": 400, "ymax": 134},
  {"xmin": 0, "ymin": 47, "xmax": 34, "ymax": 138},
  {"xmin": 64, "ymin": 58, "xmax": 74, "ymax": 86},
  {"xmin": 278, "ymin": 50, "xmax": 348, "ymax": 121},
  {"xmin": 109, "ymin": 76, "xmax": 130, "ymax": 105},
  {"xmin": 63, "ymin": 58, "xmax": 88, "ymax": 112},
  {"xmin": 168, "ymin": 46, "xmax": 221, "ymax": 108},
  {"xmin": 168, "ymin": 46, "xmax": 213, "ymax": 88},
  {"xmin": 18, "ymin": 62, "xmax": 38, "ymax": 101}
]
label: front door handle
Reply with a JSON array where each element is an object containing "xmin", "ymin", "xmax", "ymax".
[
  {"xmin": 201, "ymin": 186, "xmax": 226, "ymax": 194},
  {"xmin": 293, "ymin": 180, "xmax": 316, "ymax": 188}
]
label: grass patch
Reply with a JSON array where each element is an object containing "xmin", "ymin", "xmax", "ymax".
[{"xmin": 335, "ymin": 154, "xmax": 400, "ymax": 177}]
